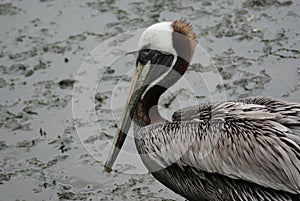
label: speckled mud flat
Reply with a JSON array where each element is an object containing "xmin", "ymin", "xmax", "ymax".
[{"xmin": 0, "ymin": 0, "xmax": 299, "ymax": 200}]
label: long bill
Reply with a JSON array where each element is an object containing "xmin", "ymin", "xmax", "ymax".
[{"xmin": 104, "ymin": 61, "xmax": 151, "ymax": 172}]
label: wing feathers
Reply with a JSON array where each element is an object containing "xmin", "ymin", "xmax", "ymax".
[{"xmin": 137, "ymin": 97, "xmax": 300, "ymax": 194}]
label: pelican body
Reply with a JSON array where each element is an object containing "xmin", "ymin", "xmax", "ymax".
[{"xmin": 105, "ymin": 20, "xmax": 300, "ymax": 200}]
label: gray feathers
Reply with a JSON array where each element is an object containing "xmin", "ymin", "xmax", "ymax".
[{"xmin": 134, "ymin": 97, "xmax": 300, "ymax": 200}]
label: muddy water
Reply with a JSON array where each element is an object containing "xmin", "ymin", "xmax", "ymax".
[{"xmin": 0, "ymin": 0, "xmax": 299, "ymax": 200}]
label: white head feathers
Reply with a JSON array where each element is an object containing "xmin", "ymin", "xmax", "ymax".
[{"xmin": 138, "ymin": 22, "xmax": 177, "ymax": 56}]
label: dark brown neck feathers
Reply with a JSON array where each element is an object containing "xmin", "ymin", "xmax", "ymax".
[
  {"xmin": 134, "ymin": 57, "xmax": 190, "ymax": 126},
  {"xmin": 134, "ymin": 20, "xmax": 196, "ymax": 127}
]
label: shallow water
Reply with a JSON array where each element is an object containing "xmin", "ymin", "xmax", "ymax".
[{"xmin": 0, "ymin": 0, "xmax": 299, "ymax": 200}]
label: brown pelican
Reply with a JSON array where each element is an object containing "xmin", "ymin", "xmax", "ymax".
[{"xmin": 104, "ymin": 20, "xmax": 300, "ymax": 200}]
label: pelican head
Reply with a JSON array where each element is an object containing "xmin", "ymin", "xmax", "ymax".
[{"xmin": 105, "ymin": 20, "xmax": 196, "ymax": 172}]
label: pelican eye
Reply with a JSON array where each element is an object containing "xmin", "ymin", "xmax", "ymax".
[
  {"xmin": 141, "ymin": 48, "xmax": 151, "ymax": 57},
  {"xmin": 138, "ymin": 48, "xmax": 153, "ymax": 65},
  {"xmin": 137, "ymin": 49, "xmax": 174, "ymax": 68}
]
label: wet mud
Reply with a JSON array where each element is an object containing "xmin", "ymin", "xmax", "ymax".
[{"xmin": 0, "ymin": 0, "xmax": 299, "ymax": 200}]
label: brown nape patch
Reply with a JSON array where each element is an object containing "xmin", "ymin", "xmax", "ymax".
[
  {"xmin": 171, "ymin": 19, "xmax": 196, "ymax": 68},
  {"xmin": 171, "ymin": 19, "xmax": 196, "ymax": 41}
]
